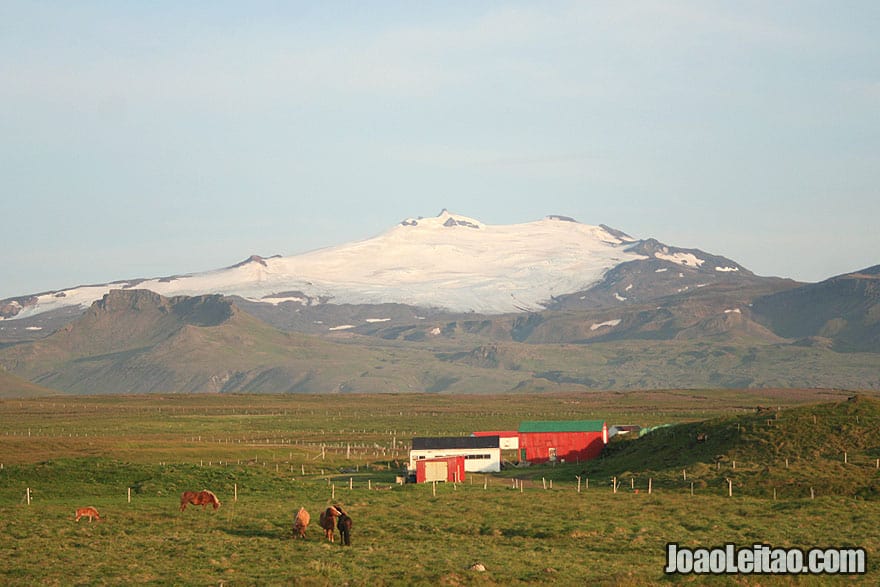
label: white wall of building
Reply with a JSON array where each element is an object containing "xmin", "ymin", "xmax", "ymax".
[{"xmin": 409, "ymin": 448, "xmax": 501, "ymax": 473}]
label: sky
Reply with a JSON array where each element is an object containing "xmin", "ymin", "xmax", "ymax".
[{"xmin": 2, "ymin": 1, "xmax": 878, "ymax": 300}]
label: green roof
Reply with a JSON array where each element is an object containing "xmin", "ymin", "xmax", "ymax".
[{"xmin": 518, "ymin": 420, "xmax": 605, "ymax": 433}]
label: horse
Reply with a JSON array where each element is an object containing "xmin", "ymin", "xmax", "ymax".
[
  {"xmin": 337, "ymin": 510, "xmax": 352, "ymax": 546},
  {"xmin": 179, "ymin": 489, "xmax": 221, "ymax": 511},
  {"xmin": 75, "ymin": 506, "xmax": 101, "ymax": 522},
  {"xmin": 293, "ymin": 507, "xmax": 310, "ymax": 539},
  {"xmin": 318, "ymin": 506, "xmax": 341, "ymax": 542}
]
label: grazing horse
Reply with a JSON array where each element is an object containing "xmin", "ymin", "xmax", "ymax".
[
  {"xmin": 179, "ymin": 489, "xmax": 221, "ymax": 511},
  {"xmin": 293, "ymin": 507, "xmax": 310, "ymax": 539},
  {"xmin": 318, "ymin": 506, "xmax": 341, "ymax": 542},
  {"xmin": 337, "ymin": 510, "xmax": 352, "ymax": 546},
  {"xmin": 75, "ymin": 506, "xmax": 101, "ymax": 522}
]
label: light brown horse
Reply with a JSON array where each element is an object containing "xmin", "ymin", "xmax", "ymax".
[
  {"xmin": 75, "ymin": 506, "xmax": 101, "ymax": 522},
  {"xmin": 318, "ymin": 506, "xmax": 341, "ymax": 542},
  {"xmin": 179, "ymin": 489, "xmax": 221, "ymax": 511},
  {"xmin": 293, "ymin": 507, "xmax": 310, "ymax": 539}
]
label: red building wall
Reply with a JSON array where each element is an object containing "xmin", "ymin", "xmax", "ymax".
[{"xmin": 519, "ymin": 431, "xmax": 606, "ymax": 463}]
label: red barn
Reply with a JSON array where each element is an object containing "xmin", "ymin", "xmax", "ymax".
[{"xmin": 517, "ymin": 420, "xmax": 608, "ymax": 464}]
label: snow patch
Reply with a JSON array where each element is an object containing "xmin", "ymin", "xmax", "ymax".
[
  {"xmin": 329, "ymin": 324, "xmax": 355, "ymax": 331},
  {"xmin": 724, "ymin": 308, "xmax": 742, "ymax": 314},
  {"xmin": 365, "ymin": 318, "xmax": 390, "ymax": 323},
  {"xmin": 263, "ymin": 296, "xmax": 308, "ymax": 305},
  {"xmin": 655, "ymin": 268, "xmax": 668, "ymax": 273},
  {"xmin": 715, "ymin": 266, "xmax": 739, "ymax": 272},
  {"xmin": 654, "ymin": 250, "xmax": 705, "ymax": 267},
  {"xmin": 590, "ymin": 319, "xmax": 621, "ymax": 331},
  {"xmin": 625, "ymin": 284, "xmax": 633, "ymax": 291},
  {"xmin": 25, "ymin": 326, "xmax": 43, "ymax": 331},
  {"xmin": 430, "ymin": 327, "xmax": 441, "ymax": 335},
  {"xmin": 614, "ymin": 293, "xmax": 627, "ymax": 302}
]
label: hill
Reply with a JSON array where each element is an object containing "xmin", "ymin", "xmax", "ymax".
[
  {"xmin": 0, "ymin": 366, "xmax": 59, "ymax": 398},
  {"xmin": 585, "ymin": 395, "xmax": 880, "ymax": 498},
  {"xmin": 0, "ymin": 290, "xmax": 534, "ymax": 394},
  {"xmin": 751, "ymin": 265, "xmax": 880, "ymax": 352}
]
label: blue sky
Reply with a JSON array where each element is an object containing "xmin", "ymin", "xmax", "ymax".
[{"xmin": 2, "ymin": 1, "xmax": 878, "ymax": 299}]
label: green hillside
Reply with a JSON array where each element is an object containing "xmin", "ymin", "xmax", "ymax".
[{"xmin": 580, "ymin": 396, "xmax": 880, "ymax": 499}]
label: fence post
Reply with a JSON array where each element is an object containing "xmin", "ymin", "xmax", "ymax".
[
  {"xmin": 26, "ymin": 487, "xmax": 31, "ymax": 505},
  {"xmin": 128, "ymin": 487, "xmax": 131, "ymax": 503},
  {"xmin": 234, "ymin": 484, "xmax": 238, "ymax": 502},
  {"xmin": 648, "ymin": 478, "xmax": 653, "ymax": 494},
  {"xmin": 726, "ymin": 478, "xmax": 732, "ymax": 497}
]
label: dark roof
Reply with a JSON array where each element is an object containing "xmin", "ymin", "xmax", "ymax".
[
  {"xmin": 518, "ymin": 420, "xmax": 605, "ymax": 433},
  {"xmin": 412, "ymin": 436, "xmax": 500, "ymax": 450}
]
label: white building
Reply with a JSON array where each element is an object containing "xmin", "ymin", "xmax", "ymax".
[{"xmin": 409, "ymin": 436, "xmax": 501, "ymax": 474}]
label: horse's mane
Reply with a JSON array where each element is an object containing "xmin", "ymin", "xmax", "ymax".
[{"xmin": 202, "ymin": 489, "xmax": 218, "ymax": 501}]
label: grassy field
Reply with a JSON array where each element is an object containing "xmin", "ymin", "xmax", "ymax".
[{"xmin": 1, "ymin": 390, "xmax": 878, "ymax": 585}]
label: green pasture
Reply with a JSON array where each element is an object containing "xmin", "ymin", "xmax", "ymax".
[{"xmin": 1, "ymin": 390, "xmax": 878, "ymax": 585}]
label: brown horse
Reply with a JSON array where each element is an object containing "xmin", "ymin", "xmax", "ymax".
[
  {"xmin": 179, "ymin": 489, "xmax": 221, "ymax": 511},
  {"xmin": 337, "ymin": 510, "xmax": 352, "ymax": 546},
  {"xmin": 293, "ymin": 507, "xmax": 310, "ymax": 539},
  {"xmin": 75, "ymin": 506, "xmax": 101, "ymax": 522},
  {"xmin": 318, "ymin": 506, "xmax": 341, "ymax": 542}
]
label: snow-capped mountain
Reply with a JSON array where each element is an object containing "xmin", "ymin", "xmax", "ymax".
[{"xmin": 2, "ymin": 210, "xmax": 751, "ymax": 321}]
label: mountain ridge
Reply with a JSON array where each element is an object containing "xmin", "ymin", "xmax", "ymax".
[{"xmin": 0, "ymin": 210, "xmax": 788, "ymax": 323}]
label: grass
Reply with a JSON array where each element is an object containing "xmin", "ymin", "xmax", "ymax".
[{"xmin": 1, "ymin": 390, "xmax": 879, "ymax": 585}]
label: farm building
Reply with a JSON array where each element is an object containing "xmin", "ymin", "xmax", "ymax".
[
  {"xmin": 409, "ymin": 435, "xmax": 501, "ymax": 476},
  {"xmin": 415, "ymin": 456, "xmax": 466, "ymax": 483},
  {"xmin": 517, "ymin": 420, "xmax": 608, "ymax": 464}
]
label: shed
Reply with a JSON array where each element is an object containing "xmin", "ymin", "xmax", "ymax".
[
  {"xmin": 409, "ymin": 436, "xmax": 501, "ymax": 474},
  {"xmin": 517, "ymin": 420, "xmax": 607, "ymax": 464},
  {"xmin": 415, "ymin": 456, "xmax": 466, "ymax": 483}
]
